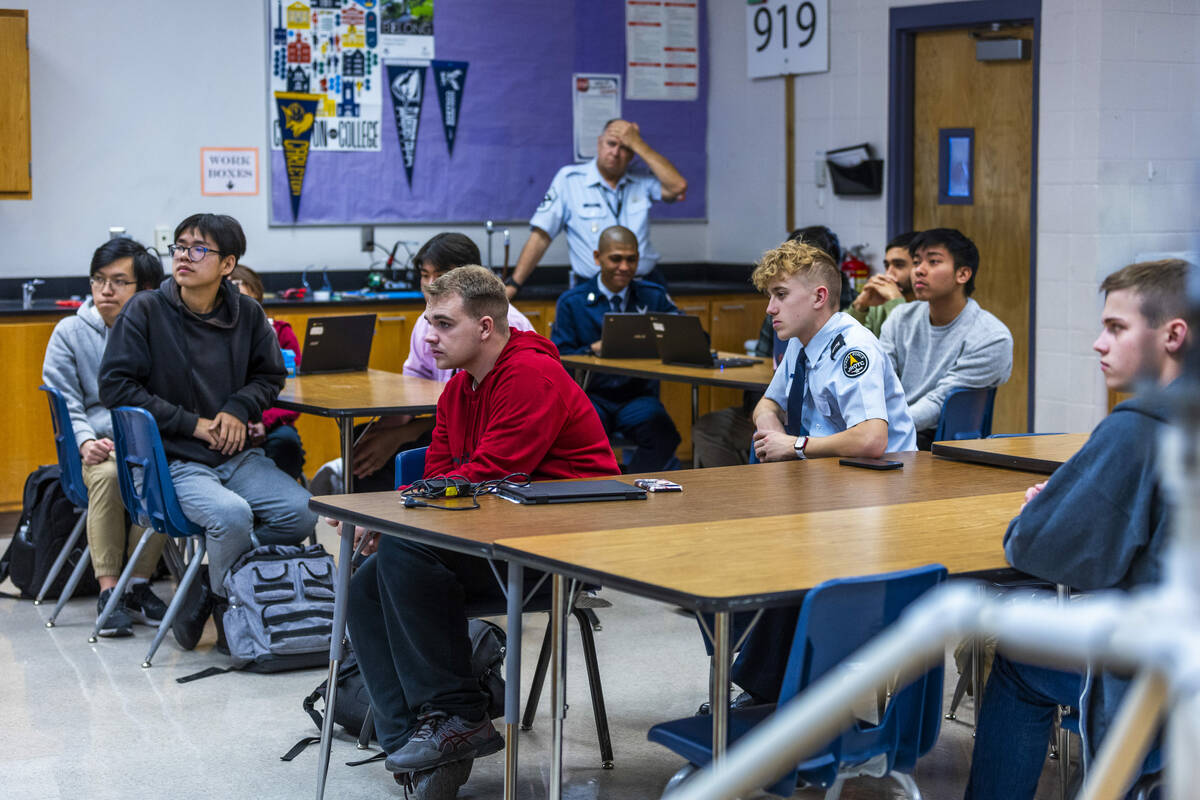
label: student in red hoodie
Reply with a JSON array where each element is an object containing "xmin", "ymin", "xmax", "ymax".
[{"xmin": 346, "ymin": 266, "xmax": 617, "ymax": 797}]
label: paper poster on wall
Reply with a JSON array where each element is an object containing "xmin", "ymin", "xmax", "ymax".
[
  {"xmin": 431, "ymin": 60, "xmax": 467, "ymax": 156},
  {"xmin": 275, "ymin": 92, "xmax": 322, "ymax": 219},
  {"xmin": 269, "ymin": 0, "xmax": 427, "ymax": 152},
  {"xmin": 625, "ymin": 0, "xmax": 698, "ymax": 101},
  {"xmin": 386, "ymin": 63, "xmax": 426, "ymax": 185},
  {"xmin": 573, "ymin": 74, "xmax": 621, "ymax": 162},
  {"xmin": 200, "ymin": 148, "xmax": 260, "ymax": 196},
  {"xmin": 377, "ymin": 0, "xmax": 435, "ymax": 60}
]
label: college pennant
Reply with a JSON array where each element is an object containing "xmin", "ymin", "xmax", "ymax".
[
  {"xmin": 274, "ymin": 91, "xmax": 322, "ymax": 221},
  {"xmin": 386, "ymin": 63, "xmax": 426, "ymax": 185},
  {"xmin": 431, "ymin": 60, "xmax": 468, "ymax": 156}
]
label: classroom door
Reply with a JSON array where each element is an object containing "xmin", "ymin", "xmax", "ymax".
[{"xmin": 911, "ymin": 25, "xmax": 1034, "ymax": 434}]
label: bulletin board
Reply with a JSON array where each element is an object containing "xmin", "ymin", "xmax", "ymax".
[{"xmin": 266, "ymin": 0, "xmax": 708, "ymax": 226}]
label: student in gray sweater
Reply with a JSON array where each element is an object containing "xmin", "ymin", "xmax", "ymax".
[
  {"xmin": 42, "ymin": 238, "xmax": 168, "ymax": 637},
  {"xmin": 879, "ymin": 228, "xmax": 1012, "ymax": 448}
]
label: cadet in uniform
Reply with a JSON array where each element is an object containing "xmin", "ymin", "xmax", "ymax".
[
  {"xmin": 505, "ymin": 119, "xmax": 688, "ymax": 298},
  {"xmin": 706, "ymin": 239, "xmax": 916, "ymax": 708},
  {"xmin": 552, "ymin": 226, "xmax": 681, "ymax": 473}
]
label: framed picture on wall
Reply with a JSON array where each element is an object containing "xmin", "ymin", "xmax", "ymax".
[{"xmin": 938, "ymin": 128, "xmax": 974, "ymax": 205}]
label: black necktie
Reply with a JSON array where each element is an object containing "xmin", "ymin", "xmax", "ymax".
[
  {"xmin": 786, "ymin": 348, "xmax": 809, "ymax": 437},
  {"xmin": 610, "ymin": 294, "xmax": 623, "ymax": 313}
]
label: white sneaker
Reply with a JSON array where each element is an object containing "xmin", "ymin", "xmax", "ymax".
[{"xmin": 309, "ymin": 458, "xmax": 343, "ymax": 495}]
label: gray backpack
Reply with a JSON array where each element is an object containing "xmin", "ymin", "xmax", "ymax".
[{"xmin": 221, "ymin": 543, "xmax": 336, "ymax": 672}]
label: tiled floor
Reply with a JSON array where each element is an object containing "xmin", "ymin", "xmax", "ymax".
[{"xmin": 0, "ymin": 524, "xmax": 1068, "ymax": 799}]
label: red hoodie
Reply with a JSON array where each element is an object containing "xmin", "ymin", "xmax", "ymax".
[
  {"xmin": 262, "ymin": 318, "xmax": 301, "ymax": 429},
  {"xmin": 424, "ymin": 330, "xmax": 619, "ymax": 482}
]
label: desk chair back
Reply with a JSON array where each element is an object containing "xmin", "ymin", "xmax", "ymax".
[
  {"xmin": 34, "ymin": 385, "xmax": 93, "ymax": 611},
  {"xmin": 648, "ymin": 564, "xmax": 947, "ymax": 797},
  {"xmin": 39, "ymin": 385, "xmax": 88, "ymax": 509},
  {"xmin": 397, "ymin": 446, "xmax": 429, "ymax": 485},
  {"xmin": 110, "ymin": 406, "xmax": 203, "ymax": 539},
  {"xmin": 934, "ymin": 387, "xmax": 996, "ymax": 441}
]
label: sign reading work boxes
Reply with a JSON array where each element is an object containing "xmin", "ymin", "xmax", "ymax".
[
  {"xmin": 745, "ymin": 0, "xmax": 828, "ymax": 79},
  {"xmin": 201, "ymin": 148, "xmax": 260, "ymax": 196}
]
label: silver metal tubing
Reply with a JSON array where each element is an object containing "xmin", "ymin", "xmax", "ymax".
[
  {"xmin": 711, "ymin": 611, "xmax": 731, "ymax": 764},
  {"xmin": 504, "ymin": 563, "xmax": 523, "ymax": 800},
  {"xmin": 550, "ymin": 574, "xmax": 568, "ymax": 800},
  {"xmin": 89, "ymin": 528, "xmax": 155, "ymax": 642},
  {"xmin": 316, "ymin": 522, "xmax": 356, "ymax": 800},
  {"xmin": 36, "ymin": 510, "xmax": 87, "ymax": 604},
  {"xmin": 339, "ymin": 419, "xmax": 355, "ymax": 494},
  {"xmin": 46, "ymin": 544, "xmax": 91, "ymax": 627},
  {"xmin": 142, "ymin": 537, "xmax": 206, "ymax": 668}
]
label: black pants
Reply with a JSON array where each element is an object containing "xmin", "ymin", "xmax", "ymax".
[
  {"xmin": 346, "ymin": 536, "xmax": 546, "ymax": 753},
  {"xmin": 698, "ymin": 602, "xmax": 804, "ymax": 703},
  {"xmin": 348, "ymin": 423, "xmax": 434, "ymax": 494}
]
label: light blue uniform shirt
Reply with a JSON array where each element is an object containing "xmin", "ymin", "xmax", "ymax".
[
  {"xmin": 529, "ymin": 158, "xmax": 664, "ymax": 280},
  {"xmin": 764, "ymin": 312, "xmax": 917, "ymax": 453}
]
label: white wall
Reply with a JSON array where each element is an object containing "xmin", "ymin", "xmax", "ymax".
[{"xmin": 0, "ymin": 0, "xmax": 707, "ymax": 279}]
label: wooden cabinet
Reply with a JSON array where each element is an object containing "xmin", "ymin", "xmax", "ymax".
[
  {"xmin": 0, "ymin": 10, "xmax": 31, "ymax": 199},
  {"xmin": 512, "ymin": 299, "xmax": 556, "ymax": 339},
  {"xmin": 368, "ymin": 311, "xmax": 413, "ymax": 374},
  {"xmin": 2, "ymin": 317, "xmax": 58, "ymax": 510},
  {"xmin": 708, "ymin": 294, "xmax": 769, "ymax": 414}
]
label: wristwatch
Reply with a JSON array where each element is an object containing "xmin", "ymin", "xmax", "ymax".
[
  {"xmin": 504, "ymin": 276, "xmax": 523, "ymax": 293},
  {"xmin": 793, "ymin": 435, "xmax": 809, "ymax": 460}
]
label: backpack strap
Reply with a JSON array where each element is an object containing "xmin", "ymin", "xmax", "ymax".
[
  {"xmin": 175, "ymin": 665, "xmax": 239, "ymax": 684},
  {"xmin": 280, "ymin": 736, "xmax": 321, "ymax": 762}
]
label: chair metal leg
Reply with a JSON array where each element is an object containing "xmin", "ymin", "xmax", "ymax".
[
  {"xmin": 1058, "ymin": 722, "xmax": 1071, "ymax": 800},
  {"xmin": 580, "ymin": 606, "xmax": 601, "ymax": 631},
  {"xmin": 35, "ymin": 510, "xmax": 87, "ymax": 605},
  {"xmin": 946, "ymin": 644, "xmax": 972, "ymax": 720},
  {"xmin": 357, "ymin": 706, "xmax": 374, "ymax": 750},
  {"xmin": 572, "ymin": 607, "xmax": 614, "ymax": 768},
  {"xmin": 90, "ymin": 528, "xmax": 157, "ymax": 642},
  {"xmin": 521, "ymin": 620, "xmax": 553, "ymax": 731},
  {"xmin": 46, "ymin": 544, "xmax": 91, "ymax": 627},
  {"xmin": 971, "ymin": 636, "xmax": 983, "ymax": 726},
  {"xmin": 142, "ymin": 537, "xmax": 206, "ymax": 668},
  {"xmin": 822, "ymin": 776, "xmax": 846, "ymax": 800},
  {"xmin": 888, "ymin": 770, "xmax": 923, "ymax": 800}
]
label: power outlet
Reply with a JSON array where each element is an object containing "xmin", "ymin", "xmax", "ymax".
[
  {"xmin": 154, "ymin": 225, "xmax": 172, "ymax": 253},
  {"xmin": 361, "ymin": 225, "xmax": 375, "ymax": 253}
]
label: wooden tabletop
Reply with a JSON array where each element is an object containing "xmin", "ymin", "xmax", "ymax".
[
  {"xmin": 274, "ymin": 369, "xmax": 444, "ymax": 417},
  {"xmin": 559, "ymin": 352, "xmax": 776, "ymax": 390},
  {"xmin": 932, "ymin": 433, "xmax": 1089, "ymax": 474},
  {"xmin": 310, "ymin": 451, "xmax": 1043, "ymax": 559},
  {"xmin": 494, "ymin": 492, "xmax": 1026, "ymax": 611}
]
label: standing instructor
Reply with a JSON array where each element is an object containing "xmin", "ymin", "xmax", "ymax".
[{"xmin": 504, "ymin": 118, "xmax": 688, "ymax": 298}]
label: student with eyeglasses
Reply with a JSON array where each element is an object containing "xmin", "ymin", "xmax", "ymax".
[
  {"xmin": 42, "ymin": 237, "xmax": 169, "ymax": 637},
  {"xmin": 99, "ymin": 213, "xmax": 317, "ymax": 651}
]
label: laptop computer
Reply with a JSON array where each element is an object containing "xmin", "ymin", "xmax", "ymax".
[
  {"xmin": 494, "ymin": 479, "xmax": 647, "ymax": 505},
  {"xmin": 600, "ymin": 313, "xmax": 660, "ymax": 358},
  {"xmin": 649, "ymin": 313, "xmax": 762, "ymax": 369},
  {"xmin": 298, "ymin": 314, "xmax": 377, "ymax": 375}
]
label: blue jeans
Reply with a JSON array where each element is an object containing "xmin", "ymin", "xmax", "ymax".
[
  {"xmin": 590, "ymin": 393, "xmax": 681, "ymax": 474},
  {"xmin": 168, "ymin": 448, "xmax": 317, "ymax": 596},
  {"xmin": 965, "ymin": 653, "xmax": 1081, "ymax": 800}
]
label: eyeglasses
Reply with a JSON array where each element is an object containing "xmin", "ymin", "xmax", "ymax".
[
  {"xmin": 89, "ymin": 276, "xmax": 137, "ymax": 290},
  {"xmin": 167, "ymin": 243, "xmax": 222, "ymax": 262}
]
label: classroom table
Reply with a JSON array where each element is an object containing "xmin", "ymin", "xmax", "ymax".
[
  {"xmin": 309, "ymin": 452, "xmax": 1045, "ymax": 800},
  {"xmin": 559, "ymin": 352, "xmax": 775, "ymax": 466},
  {"xmin": 272, "ymin": 369, "xmax": 443, "ymax": 492},
  {"xmin": 931, "ymin": 433, "xmax": 1089, "ymax": 474}
]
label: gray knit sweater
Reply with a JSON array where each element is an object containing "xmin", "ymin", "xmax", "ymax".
[
  {"xmin": 879, "ymin": 298, "xmax": 1013, "ymax": 432},
  {"xmin": 42, "ymin": 298, "xmax": 113, "ymax": 445}
]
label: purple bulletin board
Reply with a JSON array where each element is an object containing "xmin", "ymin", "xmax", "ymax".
[{"xmin": 268, "ymin": 0, "xmax": 707, "ymax": 226}]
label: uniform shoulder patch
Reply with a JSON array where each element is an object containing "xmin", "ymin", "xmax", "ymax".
[
  {"xmin": 537, "ymin": 187, "xmax": 557, "ymax": 212},
  {"xmin": 842, "ymin": 348, "xmax": 869, "ymax": 378},
  {"xmin": 829, "ymin": 333, "xmax": 846, "ymax": 360}
]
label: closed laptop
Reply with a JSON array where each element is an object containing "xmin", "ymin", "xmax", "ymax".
[
  {"xmin": 299, "ymin": 314, "xmax": 377, "ymax": 375},
  {"xmin": 600, "ymin": 313, "xmax": 660, "ymax": 359}
]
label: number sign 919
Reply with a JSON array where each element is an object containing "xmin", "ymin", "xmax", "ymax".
[{"xmin": 746, "ymin": 0, "xmax": 829, "ymax": 80}]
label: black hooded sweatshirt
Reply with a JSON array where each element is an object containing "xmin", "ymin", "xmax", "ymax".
[{"xmin": 99, "ymin": 276, "xmax": 285, "ymax": 466}]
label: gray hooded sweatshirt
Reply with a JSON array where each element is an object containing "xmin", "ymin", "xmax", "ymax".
[{"xmin": 41, "ymin": 298, "xmax": 113, "ymax": 445}]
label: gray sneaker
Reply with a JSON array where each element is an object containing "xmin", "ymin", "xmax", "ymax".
[
  {"xmin": 96, "ymin": 588, "xmax": 134, "ymax": 638},
  {"xmin": 385, "ymin": 711, "xmax": 503, "ymax": 773},
  {"xmin": 394, "ymin": 759, "xmax": 474, "ymax": 800}
]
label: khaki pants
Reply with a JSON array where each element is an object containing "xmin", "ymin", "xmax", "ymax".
[{"xmin": 81, "ymin": 454, "xmax": 166, "ymax": 579}]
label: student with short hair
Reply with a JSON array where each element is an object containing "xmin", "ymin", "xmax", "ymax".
[
  {"xmin": 99, "ymin": 213, "xmax": 317, "ymax": 650},
  {"xmin": 347, "ymin": 266, "xmax": 617, "ymax": 796},
  {"xmin": 847, "ymin": 231, "xmax": 919, "ymax": 337},
  {"xmin": 311, "ymin": 232, "xmax": 536, "ymax": 494},
  {"xmin": 42, "ymin": 238, "xmax": 168, "ymax": 638},
  {"xmin": 965, "ymin": 259, "xmax": 1193, "ymax": 800},
  {"xmin": 879, "ymin": 228, "xmax": 1013, "ymax": 448},
  {"xmin": 230, "ymin": 264, "xmax": 306, "ymax": 480},
  {"xmin": 552, "ymin": 225, "xmax": 681, "ymax": 473}
]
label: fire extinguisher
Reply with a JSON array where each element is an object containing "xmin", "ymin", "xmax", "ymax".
[{"xmin": 841, "ymin": 245, "xmax": 870, "ymax": 293}]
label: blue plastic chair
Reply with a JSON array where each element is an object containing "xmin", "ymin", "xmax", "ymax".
[
  {"xmin": 96, "ymin": 406, "xmax": 206, "ymax": 668},
  {"xmin": 648, "ymin": 564, "xmax": 948, "ymax": 798},
  {"xmin": 933, "ymin": 387, "xmax": 997, "ymax": 442},
  {"xmin": 37, "ymin": 385, "xmax": 92, "ymax": 622},
  {"xmin": 392, "ymin": 445, "xmax": 616, "ymax": 766}
]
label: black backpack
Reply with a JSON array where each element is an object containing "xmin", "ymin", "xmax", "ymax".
[{"xmin": 0, "ymin": 465, "xmax": 98, "ymax": 600}]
